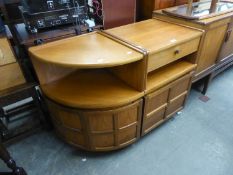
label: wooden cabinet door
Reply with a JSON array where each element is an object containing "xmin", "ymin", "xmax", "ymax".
[{"xmin": 218, "ymin": 22, "xmax": 233, "ymax": 62}]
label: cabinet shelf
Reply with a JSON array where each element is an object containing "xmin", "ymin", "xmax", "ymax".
[
  {"xmin": 41, "ymin": 69, "xmax": 144, "ymax": 109},
  {"xmin": 146, "ymin": 61, "xmax": 197, "ymax": 94}
]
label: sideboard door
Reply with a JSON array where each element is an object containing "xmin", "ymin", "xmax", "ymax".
[{"xmin": 218, "ymin": 20, "xmax": 233, "ymax": 62}]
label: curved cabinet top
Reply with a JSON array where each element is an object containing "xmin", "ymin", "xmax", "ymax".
[{"xmin": 28, "ymin": 32, "xmax": 143, "ymax": 68}]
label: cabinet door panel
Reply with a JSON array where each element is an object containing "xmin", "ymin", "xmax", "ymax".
[
  {"xmin": 166, "ymin": 93, "xmax": 186, "ymax": 118},
  {"xmin": 196, "ymin": 24, "xmax": 228, "ymax": 73},
  {"xmin": 142, "ymin": 89, "xmax": 169, "ymax": 135},
  {"xmin": 218, "ymin": 28, "xmax": 233, "ymax": 61}
]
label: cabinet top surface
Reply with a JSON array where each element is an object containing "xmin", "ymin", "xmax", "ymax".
[
  {"xmin": 28, "ymin": 32, "xmax": 143, "ymax": 68},
  {"xmin": 108, "ymin": 19, "xmax": 202, "ymax": 54},
  {"xmin": 154, "ymin": 9, "xmax": 233, "ymax": 25}
]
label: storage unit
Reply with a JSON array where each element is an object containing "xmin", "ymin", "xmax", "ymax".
[
  {"xmin": 153, "ymin": 7, "xmax": 233, "ymax": 84},
  {"xmin": 29, "ymin": 19, "xmax": 202, "ymax": 151},
  {"xmin": 138, "ymin": 0, "xmax": 198, "ymax": 20}
]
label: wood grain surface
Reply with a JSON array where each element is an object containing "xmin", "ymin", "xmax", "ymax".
[{"xmin": 29, "ymin": 32, "xmax": 143, "ymax": 68}]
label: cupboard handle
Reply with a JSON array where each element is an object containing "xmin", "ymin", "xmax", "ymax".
[
  {"xmin": 225, "ymin": 29, "xmax": 232, "ymax": 42},
  {"xmin": 174, "ymin": 49, "xmax": 180, "ymax": 55},
  {"xmin": 0, "ymin": 48, "xmax": 3, "ymax": 59}
]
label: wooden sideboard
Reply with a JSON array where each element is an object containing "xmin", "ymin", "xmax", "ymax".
[
  {"xmin": 29, "ymin": 19, "xmax": 202, "ymax": 151},
  {"xmin": 138, "ymin": 0, "xmax": 199, "ymax": 20},
  {"xmin": 153, "ymin": 7, "xmax": 233, "ymax": 93}
]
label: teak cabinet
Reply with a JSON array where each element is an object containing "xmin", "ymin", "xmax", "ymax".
[
  {"xmin": 218, "ymin": 18, "xmax": 233, "ymax": 62},
  {"xmin": 142, "ymin": 72, "xmax": 193, "ymax": 135},
  {"xmin": 138, "ymin": 0, "xmax": 198, "ymax": 20},
  {"xmin": 153, "ymin": 10, "xmax": 233, "ymax": 82},
  {"xmin": 29, "ymin": 19, "xmax": 202, "ymax": 151}
]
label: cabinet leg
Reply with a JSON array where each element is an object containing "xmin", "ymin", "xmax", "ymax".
[
  {"xmin": 0, "ymin": 143, "xmax": 27, "ymax": 175},
  {"xmin": 202, "ymin": 73, "xmax": 213, "ymax": 95}
]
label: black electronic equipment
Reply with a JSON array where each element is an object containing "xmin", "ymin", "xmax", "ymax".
[
  {"xmin": 21, "ymin": 0, "xmax": 85, "ymax": 13},
  {"xmin": 19, "ymin": 0, "xmax": 89, "ymax": 33}
]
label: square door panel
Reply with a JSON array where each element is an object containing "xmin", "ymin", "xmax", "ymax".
[
  {"xmin": 143, "ymin": 106, "xmax": 166, "ymax": 134},
  {"xmin": 118, "ymin": 106, "xmax": 138, "ymax": 128},
  {"xmin": 166, "ymin": 94, "xmax": 186, "ymax": 117},
  {"xmin": 92, "ymin": 134, "xmax": 115, "ymax": 148},
  {"xmin": 59, "ymin": 110, "xmax": 82, "ymax": 130},
  {"xmin": 88, "ymin": 113, "xmax": 114, "ymax": 132},
  {"xmin": 146, "ymin": 89, "xmax": 169, "ymax": 114},
  {"xmin": 65, "ymin": 129, "xmax": 86, "ymax": 147},
  {"xmin": 169, "ymin": 75, "xmax": 191, "ymax": 100},
  {"xmin": 118, "ymin": 125, "xmax": 137, "ymax": 145}
]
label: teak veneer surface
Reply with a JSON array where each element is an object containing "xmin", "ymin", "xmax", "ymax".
[
  {"xmin": 41, "ymin": 69, "xmax": 144, "ymax": 109},
  {"xmin": 107, "ymin": 19, "xmax": 202, "ymax": 54},
  {"xmin": 147, "ymin": 61, "xmax": 196, "ymax": 94},
  {"xmin": 28, "ymin": 32, "xmax": 143, "ymax": 68},
  {"xmin": 0, "ymin": 37, "xmax": 16, "ymax": 66}
]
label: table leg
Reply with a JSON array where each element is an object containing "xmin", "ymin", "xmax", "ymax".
[{"xmin": 202, "ymin": 73, "xmax": 213, "ymax": 95}]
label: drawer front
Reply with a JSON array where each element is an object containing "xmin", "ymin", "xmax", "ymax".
[{"xmin": 148, "ymin": 37, "xmax": 200, "ymax": 73}]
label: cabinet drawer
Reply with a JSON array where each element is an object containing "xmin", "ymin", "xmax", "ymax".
[{"xmin": 148, "ymin": 37, "xmax": 200, "ymax": 73}]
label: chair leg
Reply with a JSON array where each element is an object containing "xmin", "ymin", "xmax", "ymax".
[{"xmin": 0, "ymin": 143, "xmax": 27, "ymax": 175}]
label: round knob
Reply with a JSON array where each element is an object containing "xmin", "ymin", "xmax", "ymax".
[{"xmin": 174, "ymin": 49, "xmax": 180, "ymax": 55}]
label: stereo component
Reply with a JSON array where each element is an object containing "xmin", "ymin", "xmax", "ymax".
[{"xmin": 19, "ymin": 0, "xmax": 91, "ymax": 33}]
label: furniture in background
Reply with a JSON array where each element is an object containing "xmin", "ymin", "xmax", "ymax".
[
  {"xmin": 28, "ymin": 19, "xmax": 202, "ymax": 151},
  {"xmin": 153, "ymin": 0, "xmax": 233, "ymax": 94},
  {"xmin": 101, "ymin": 0, "xmax": 137, "ymax": 29},
  {"xmin": 138, "ymin": 0, "xmax": 199, "ymax": 20},
  {"xmin": 0, "ymin": 26, "xmax": 44, "ymax": 144},
  {"xmin": 0, "ymin": 142, "xmax": 27, "ymax": 175}
]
